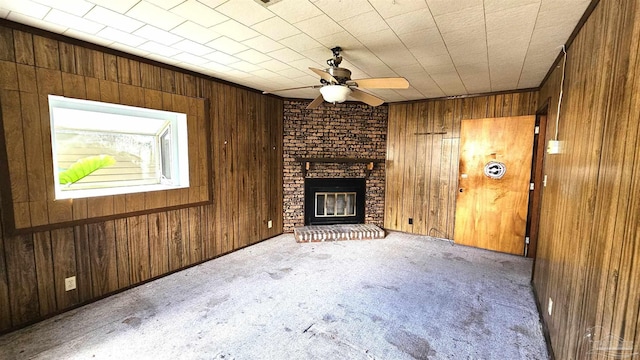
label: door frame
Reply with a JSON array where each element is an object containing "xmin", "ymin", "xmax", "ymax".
[{"xmin": 525, "ymin": 102, "xmax": 550, "ymax": 258}]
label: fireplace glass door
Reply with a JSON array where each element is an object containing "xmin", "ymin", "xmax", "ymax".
[
  {"xmin": 316, "ymin": 192, "xmax": 356, "ymax": 217},
  {"xmin": 304, "ymin": 178, "xmax": 365, "ymax": 225}
]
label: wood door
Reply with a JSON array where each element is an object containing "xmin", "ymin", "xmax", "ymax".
[{"xmin": 454, "ymin": 116, "xmax": 535, "ymax": 255}]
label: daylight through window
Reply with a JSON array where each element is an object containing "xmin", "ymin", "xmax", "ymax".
[{"xmin": 48, "ymin": 95, "xmax": 189, "ymax": 200}]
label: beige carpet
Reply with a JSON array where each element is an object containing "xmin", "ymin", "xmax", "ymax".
[{"xmin": 0, "ymin": 232, "xmax": 548, "ymax": 359}]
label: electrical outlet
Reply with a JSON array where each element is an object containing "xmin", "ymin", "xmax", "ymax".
[
  {"xmin": 65, "ymin": 276, "xmax": 76, "ymax": 292},
  {"xmin": 548, "ymin": 298, "xmax": 553, "ymax": 316},
  {"xmin": 408, "ymin": 218, "xmax": 413, "ymax": 225},
  {"xmin": 267, "ymin": 220, "xmax": 273, "ymax": 229}
]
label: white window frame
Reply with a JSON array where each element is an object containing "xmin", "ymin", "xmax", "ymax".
[{"xmin": 48, "ymin": 95, "xmax": 190, "ymax": 200}]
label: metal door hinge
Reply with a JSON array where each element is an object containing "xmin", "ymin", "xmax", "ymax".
[
  {"xmin": 535, "ymin": 126, "xmax": 540, "ymax": 134},
  {"xmin": 525, "ymin": 237, "xmax": 530, "ymax": 245},
  {"xmin": 530, "ymin": 182, "xmax": 534, "ymax": 190}
]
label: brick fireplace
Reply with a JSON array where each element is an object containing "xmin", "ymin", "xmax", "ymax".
[{"xmin": 283, "ymin": 100, "xmax": 387, "ymax": 232}]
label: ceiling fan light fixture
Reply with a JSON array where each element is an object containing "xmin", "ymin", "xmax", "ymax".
[{"xmin": 320, "ymin": 85, "xmax": 351, "ymax": 103}]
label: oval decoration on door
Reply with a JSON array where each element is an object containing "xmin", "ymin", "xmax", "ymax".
[{"xmin": 483, "ymin": 161, "xmax": 506, "ymax": 179}]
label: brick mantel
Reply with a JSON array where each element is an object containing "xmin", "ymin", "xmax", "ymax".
[{"xmin": 283, "ymin": 100, "xmax": 387, "ymax": 232}]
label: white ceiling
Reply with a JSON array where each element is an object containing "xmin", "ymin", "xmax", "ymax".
[{"xmin": 0, "ymin": 0, "xmax": 591, "ymax": 102}]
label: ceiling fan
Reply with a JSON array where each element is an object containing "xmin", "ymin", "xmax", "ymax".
[{"xmin": 262, "ymin": 46, "xmax": 410, "ymax": 109}]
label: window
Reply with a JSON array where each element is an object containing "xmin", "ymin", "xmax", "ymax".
[{"xmin": 48, "ymin": 95, "xmax": 189, "ymax": 200}]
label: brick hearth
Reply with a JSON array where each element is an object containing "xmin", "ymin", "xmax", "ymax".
[{"xmin": 283, "ymin": 100, "xmax": 387, "ymax": 232}]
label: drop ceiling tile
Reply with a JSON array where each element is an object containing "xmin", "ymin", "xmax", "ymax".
[
  {"xmin": 398, "ymin": 30, "xmax": 449, "ymax": 56},
  {"xmin": 96, "ymin": 27, "xmax": 146, "ymax": 47},
  {"xmin": 369, "ymin": 0, "xmax": 429, "ymax": 19},
  {"xmin": 134, "ymin": 25, "xmax": 183, "ymax": 46},
  {"xmin": 63, "ymin": 28, "xmax": 113, "ymax": 46},
  {"xmin": 173, "ymin": 52, "xmax": 210, "ymax": 65},
  {"xmin": 171, "ymin": 21, "xmax": 221, "ymax": 44},
  {"xmin": 229, "ymin": 60, "xmax": 262, "ymax": 72},
  {"xmin": 294, "ymin": 14, "xmax": 343, "ymax": 39},
  {"xmin": 204, "ymin": 61, "xmax": 232, "ymax": 73},
  {"xmin": 243, "ymin": 35, "xmax": 284, "ymax": 53},
  {"xmin": 126, "ymin": 2, "xmax": 185, "ymax": 31},
  {"xmin": 5, "ymin": 11, "xmax": 68, "ymax": 33},
  {"xmin": 34, "ymin": 0, "xmax": 94, "ymax": 17},
  {"xmin": 45, "ymin": 9, "xmax": 105, "ymax": 34},
  {"xmin": 0, "ymin": 9, "xmax": 7, "ymax": 17},
  {"xmin": 145, "ymin": 0, "xmax": 184, "ymax": 10},
  {"xmin": 268, "ymin": 47, "xmax": 306, "ymax": 62},
  {"xmin": 215, "ymin": 0, "xmax": 275, "ymax": 26},
  {"xmin": 300, "ymin": 46, "xmax": 333, "ymax": 64},
  {"xmin": 203, "ymin": 51, "xmax": 240, "ymax": 65},
  {"xmin": 170, "ymin": 0, "xmax": 229, "ymax": 27},
  {"xmin": 426, "ymin": 0, "xmax": 482, "ymax": 16},
  {"xmin": 33, "ymin": 0, "xmax": 94, "ymax": 16},
  {"xmin": 138, "ymin": 41, "xmax": 182, "ymax": 57},
  {"xmin": 447, "ymin": 42, "xmax": 487, "ymax": 60},
  {"xmin": 279, "ymin": 33, "xmax": 322, "ymax": 52},
  {"xmin": 338, "ymin": 11, "xmax": 388, "ymax": 37},
  {"xmin": 197, "ymin": 0, "xmax": 228, "ymax": 7},
  {"xmin": 357, "ymin": 29, "xmax": 417, "ymax": 67},
  {"xmin": 315, "ymin": 31, "xmax": 362, "ymax": 50},
  {"xmin": 252, "ymin": 69, "xmax": 280, "ymax": 79},
  {"xmin": 1, "ymin": 0, "xmax": 50, "ymax": 18},
  {"xmin": 288, "ymin": 57, "xmax": 324, "ymax": 71},
  {"xmin": 212, "ymin": 19, "xmax": 260, "ymax": 42},
  {"xmin": 84, "ymin": 6, "xmax": 144, "ymax": 33},
  {"xmin": 268, "ymin": 0, "xmax": 322, "ymax": 23},
  {"xmin": 207, "ymin": 36, "xmax": 249, "ymax": 54},
  {"xmin": 144, "ymin": 53, "xmax": 181, "ymax": 65},
  {"xmin": 393, "ymin": 63, "xmax": 427, "ymax": 77},
  {"xmin": 277, "ymin": 67, "xmax": 309, "ymax": 79},
  {"xmin": 486, "ymin": 3, "xmax": 538, "ymax": 38},
  {"xmin": 260, "ymin": 59, "xmax": 291, "ymax": 72},
  {"xmin": 83, "ymin": 0, "xmax": 138, "ymax": 14},
  {"xmin": 252, "ymin": 16, "xmax": 300, "ymax": 41},
  {"xmin": 235, "ymin": 49, "xmax": 272, "ymax": 64},
  {"xmin": 386, "ymin": 8, "xmax": 436, "ymax": 35},
  {"xmin": 173, "ymin": 39, "xmax": 215, "ymax": 56},
  {"xmin": 435, "ymin": 7, "xmax": 485, "ymax": 36},
  {"xmin": 225, "ymin": 69, "xmax": 253, "ymax": 78},
  {"xmin": 415, "ymin": 53, "xmax": 453, "ymax": 69},
  {"xmin": 484, "ymin": 0, "xmax": 540, "ymax": 13},
  {"xmin": 312, "ymin": 0, "xmax": 373, "ymax": 22},
  {"xmin": 109, "ymin": 42, "xmax": 151, "ymax": 57}
]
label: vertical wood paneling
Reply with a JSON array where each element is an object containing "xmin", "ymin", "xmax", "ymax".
[
  {"xmin": 33, "ymin": 231, "xmax": 56, "ymax": 316},
  {"xmin": 0, "ymin": 22, "xmax": 283, "ymax": 333},
  {"xmin": 127, "ymin": 215, "xmax": 150, "ymax": 284},
  {"xmin": 12, "ymin": 30, "xmax": 34, "ymax": 66},
  {"xmin": 88, "ymin": 221, "xmax": 118, "ymax": 297},
  {"xmin": 0, "ymin": 219, "xmax": 11, "ymax": 331},
  {"xmin": 114, "ymin": 218, "xmax": 130, "ymax": 288},
  {"xmin": 533, "ymin": 0, "xmax": 640, "ymax": 358},
  {"xmin": 73, "ymin": 224, "xmax": 93, "ymax": 302},
  {"xmin": 386, "ymin": 92, "xmax": 538, "ymax": 239},
  {"xmin": 148, "ymin": 213, "xmax": 169, "ymax": 277},
  {"xmin": 4, "ymin": 234, "xmax": 39, "ymax": 326}
]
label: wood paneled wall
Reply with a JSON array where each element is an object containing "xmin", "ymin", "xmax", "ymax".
[
  {"xmin": 385, "ymin": 92, "xmax": 538, "ymax": 239},
  {"xmin": 0, "ymin": 23, "xmax": 283, "ymax": 332},
  {"xmin": 0, "ymin": 58, "xmax": 210, "ymax": 232},
  {"xmin": 533, "ymin": 0, "xmax": 640, "ymax": 358}
]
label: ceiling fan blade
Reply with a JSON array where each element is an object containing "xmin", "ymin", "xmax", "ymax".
[
  {"xmin": 350, "ymin": 88, "xmax": 384, "ymax": 107},
  {"xmin": 309, "ymin": 67, "xmax": 338, "ymax": 84},
  {"xmin": 262, "ymin": 85, "xmax": 320, "ymax": 94},
  {"xmin": 348, "ymin": 77, "xmax": 409, "ymax": 89},
  {"xmin": 306, "ymin": 94, "xmax": 324, "ymax": 109}
]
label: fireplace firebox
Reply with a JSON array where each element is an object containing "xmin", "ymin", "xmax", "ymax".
[{"xmin": 304, "ymin": 178, "xmax": 365, "ymax": 225}]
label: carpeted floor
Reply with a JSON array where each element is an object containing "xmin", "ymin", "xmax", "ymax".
[{"xmin": 0, "ymin": 232, "xmax": 548, "ymax": 359}]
